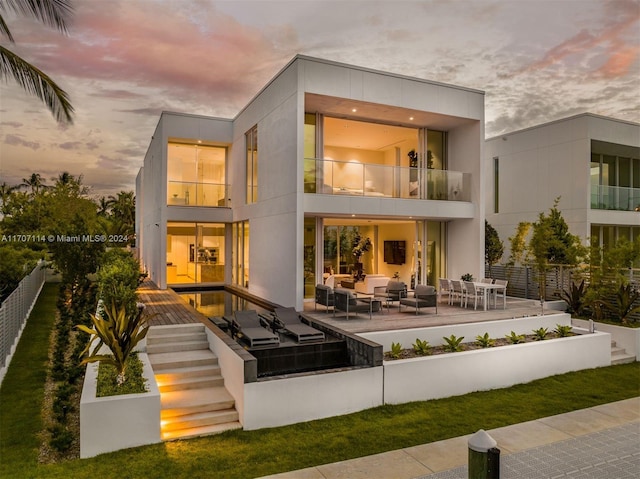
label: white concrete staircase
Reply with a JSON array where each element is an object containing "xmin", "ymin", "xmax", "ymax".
[
  {"xmin": 611, "ymin": 340, "xmax": 635, "ymax": 365},
  {"xmin": 147, "ymin": 324, "xmax": 241, "ymax": 441}
]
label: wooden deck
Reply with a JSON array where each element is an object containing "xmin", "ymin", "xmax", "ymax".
[
  {"xmin": 138, "ymin": 280, "xmax": 561, "ymax": 335},
  {"xmin": 138, "ymin": 281, "xmax": 203, "ymax": 326}
]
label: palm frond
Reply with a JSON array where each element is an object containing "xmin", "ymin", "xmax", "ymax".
[
  {"xmin": 1, "ymin": 0, "xmax": 73, "ymax": 34},
  {"xmin": 0, "ymin": 12, "xmax": 14, "ymax": 41},
  {"xmin": 0, "ymin": 45, "xmax": 73, "ymax": 124}
]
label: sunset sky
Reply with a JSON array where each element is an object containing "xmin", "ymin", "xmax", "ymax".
[{"xmin": 1, "ymin": 0, "xmax": 638, "ymax": 198}]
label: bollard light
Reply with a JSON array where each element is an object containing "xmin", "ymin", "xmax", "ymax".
[{"xmin": 468, "ymin": 429, "xmax": 500, "ymax": 479}]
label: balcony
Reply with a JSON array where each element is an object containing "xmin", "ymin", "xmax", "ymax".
[
  {"xmin": 167, "ymin": 181, "xmax": 229, "ymax": 207},
  {"xmin": 591, "ymin": 185, "xmax": 640, "ymax": 211},
  {"xmin": 304, "ymin": 158, "xmax": 471, "ymax": 201}
]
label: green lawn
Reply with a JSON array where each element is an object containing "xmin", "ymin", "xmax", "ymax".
[{"xmin": 1, "ymin": 283, "xmax": 639, "ymax": 479}]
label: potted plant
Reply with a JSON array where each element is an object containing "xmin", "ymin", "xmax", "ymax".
[
  {"xmin": 461, "ymin": 273, "xmax": 474, "ymax": 282},
  {"xmin": 352, "ymin": 234, "xmax": 372, "ymax": 281}
]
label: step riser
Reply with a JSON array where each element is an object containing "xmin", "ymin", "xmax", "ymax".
[
  {"xmin": 151, "ymin": 357, "xmax": 218, "ymax": 371},
  {"xmin": 147, "ymin": 341, "xmax": 210, "ymax": 354},
  {"xmin": 162, "ymin": 400, "xmax": 236, "ymax": 419},
  {"xmin": 161, "ymin": 422, "xmax": 242, "ymax": 441},
  {"xmin": 163, "ymin": 411, "xmax": 239, "ymax": 431},
  {"xmin": 612, "ymin": 357, "xmax": 635, "ymax": 365},
  {"xmin": 149, "ymin": 324, "xmax": 205, "ymax": 335},
  {"xmin": 159, "ymin": 377, "xmax": 224, "ymax": 393},
  {"xmin": 147, "ymin": 333, "xmax": 207, "ymax": 346},
  {"xmin": 156, "ymin": 367, "xmax": 221, "ymax": 383}
]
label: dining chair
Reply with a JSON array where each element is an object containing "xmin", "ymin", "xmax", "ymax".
[{"xmin": 463, "ymin": 281, "xmax": 484, "ymax": 310}]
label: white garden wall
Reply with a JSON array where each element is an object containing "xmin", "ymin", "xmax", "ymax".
[
  {"xmin": 242, "ymin": 366, "xmax": 383, "ymax": 430},
  {"xmin": 80, "ymin": 353, "xmax": 161, "ymax": 458},
  {"xmin": 382, "ymin": 330, "xmax": 611, "ymax": 404},
  {"xmin": 572, "ymin": 318, "xmax": 640, "ymax": 361},
  {"xmin": 359, "ymin": 313, "xmax": 572, "ymax": 350}
]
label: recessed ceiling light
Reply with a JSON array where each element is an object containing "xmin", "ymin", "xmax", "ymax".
[
  {"xmin": 409, "ymin": 116, "xmax": 414, "ymax": 121},
  {"xmin": 351, "ymin": 214, "xmax": 356, "ymax": 217},
  {"xmin": 352, "ymin": 108, "xmax": 357, "ymax": 112}
]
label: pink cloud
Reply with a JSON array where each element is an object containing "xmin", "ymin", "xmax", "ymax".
[
  {"xmin": 12, "ymin": 1, "xmax": 298, "ymax": 105},
  {"xmin": 515, "ymin": 1, "xmax": 639, "ymax": 78}
]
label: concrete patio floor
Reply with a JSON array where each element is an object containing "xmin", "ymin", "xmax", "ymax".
[
  {"xmin": 302, "ymin": 296, "xmax": 562, "ymax": 334},
  {"xmin": 257, "ymin": 397, "xmax": 640, "ymax": 479}
]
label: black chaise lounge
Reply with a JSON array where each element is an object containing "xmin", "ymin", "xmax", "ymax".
[
  {"xmin": 273, "ymin": 307, "xmax": 325, "ymax": 343},
  {"xmin": 233, "ymin": 310, "xmax": 280, "ymax": 347}
]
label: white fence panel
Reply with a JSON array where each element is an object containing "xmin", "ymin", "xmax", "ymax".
[{"xmin": 0, "ymin": 261, "xmax": 46, "ymax": 385}]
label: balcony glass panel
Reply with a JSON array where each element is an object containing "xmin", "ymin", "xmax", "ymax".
[
  {"xmin": 168, "ymin": 181, "xmax": 229, "ymax": 206},
  {"xmin": 590, "ymin": 184, "xmax": 640, "ymax": 211},
  {"xmin": 304, "ymin": 158, "xmax": 470, "ymax": 201}
]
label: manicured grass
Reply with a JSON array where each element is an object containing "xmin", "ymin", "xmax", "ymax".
[{"xmin": 1, "ymin": 284, "xmax": 639, "ymax": 479}]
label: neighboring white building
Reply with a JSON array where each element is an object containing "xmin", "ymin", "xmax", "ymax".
[
  {"xmin": 137, "ymin": 55, "xmax": 485, "ymax": 309},
  {"xmin": 485, "ymin": 113, "xmax": 640, "ymax": 261}
]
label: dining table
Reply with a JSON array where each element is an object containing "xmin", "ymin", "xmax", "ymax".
[{"xmin": 472, "ymin": 282, "xmax": 507, "ymax": 311}]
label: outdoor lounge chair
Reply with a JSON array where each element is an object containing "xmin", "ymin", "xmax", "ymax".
[
  {"xmin": 273, "ymin": 307, "xmax": 325, "ymax": 343},
  {"xmin": 333, "ymin": 288, "xmax": 381, "ymax": 319},
  {"xmin": 233, "ymin": 310, "xmax": 280, "ymax": 347},
  {"xmin": 399, "ymin": 284, "xmax": 438, "ymax": 315},
  {"xmin": 374, "ymin": 280, "xmax": 407, "ymax": 309},
  {"xmin": 315, "ymin": 284, "xmax": 334, "ymax": 312}
]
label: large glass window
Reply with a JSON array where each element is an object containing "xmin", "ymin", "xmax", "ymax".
[
  {"xmin": 246, "ymin": 126, "xmax": 258, "ymax": 204},
  {"xmin": 318, "ymin": 219, "xmax": 446, "ymax": 289},
  {"xmin": 591, "ymin": 140, "xmax": 640, "ymax": 211},
  {"xmin": 232, "ymin": 221, "xmax": 249, "ymax": 287},
  {"xmin": 304, "ymin": 218, "xmax": 316, "ymax": 299},
  {"xmin": 167, "ymin": 143, "xmax": 226, "ymax": 206},
  {"xmin": 166, "ymin": 222, "xmax": 225, "ymax": 284}
]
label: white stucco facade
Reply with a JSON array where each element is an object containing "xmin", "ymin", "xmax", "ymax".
[
  {"xmin": 485, "ymin": 113, "xmax": 640, "ymax": 260},
  {"xmin": 137, "ymin": 55, "xmax": 486, "ymax": 309}
]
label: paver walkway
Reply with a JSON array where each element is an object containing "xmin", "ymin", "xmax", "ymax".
[{"xmin": 257, "ymin": 397, "xmax": 639, "ymax": 479}]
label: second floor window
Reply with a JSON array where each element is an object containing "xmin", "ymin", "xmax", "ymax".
[{"xmin": 246, "ymin": 126, "xmax": 258, "ymax": 204}]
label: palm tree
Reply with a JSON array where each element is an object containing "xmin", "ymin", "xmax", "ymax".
[
  {"xmin": 20, "ymin": 173, "xmax": 46, "ymax": 196},
  {"xmin": 107, "ymin": 191, "xmax": 135, "ymax": 236},
  {"xmin": 0, "ymin": 0, "xmax": 74, "ymax": 124},
  {"xmin": 0, "ymin": 181, "xmax": 16, "ymax": 215}
]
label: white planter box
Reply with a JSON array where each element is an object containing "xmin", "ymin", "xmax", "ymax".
[
  {"xmin": 359, "ymin": 313, "xmax": 572, "ymax": 350},
  {"xmin": 572, "ymin": 318, "xmax": 640, "ymax": 361},
  {"xmin": 382, "ymin": 331, "xmax": 611, "ymax": 404},
  {"xmin": 80, "ymin": 353, "xmax": 161, "ymax": 458},
  {"xmin": 243, "ymin": 366, "xmax": 384, "ymax": 430}
]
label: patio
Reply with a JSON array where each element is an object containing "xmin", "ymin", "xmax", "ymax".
[{"xmin": 303, "ymin": 296, "xmax": 560, "ymax": 334}]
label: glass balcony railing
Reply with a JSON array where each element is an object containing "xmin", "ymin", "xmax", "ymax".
[
  {"xmin": 591, "ymin": 185, "xmax": 640, "ymax": 211},
  {"xmin": 304, "ymin": 158, "xmax": 471, "ymax": 201},
  {"xmin": 167, "ymin": 181, "xmax": 229, "ymax": 207}
]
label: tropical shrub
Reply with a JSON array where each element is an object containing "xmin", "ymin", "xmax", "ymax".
[
  {"xmin": 475, "ymin": 332, "xmax": 495, "ymax": 348},
  {"xmin": 96, "ymin": 249, "xmax": 141, "ymax": 317},
  {"xmin": 412, "ymin": 338, "xmax": 431, "ymax": 356},
  {"xmin": 505, "ymin": 331, "xmax": 525, "ymax": 344},
  {"xmin": 599, "ymin": 283, "xmax": 640, "ymax": 325},
  {"xmin": 77, "ymin": 302, "xmax": 150, "ymax": 384},
  {"xmin": 389, "ymin": 342, "xmax": 403, "ymax": 359},
  {"xmin": 561, "ymin": 279, "xmax": 588, "ymax": 317},
  {"xmin": 442, "ymin": 334, "xmax": 465, "ymax": 352},
  {"xmin": 554, "ymin": 324, "xmax": 573, "ymax": 337},
  {"xmin": 533, "ymin": 327, "xmax": 549, "ymax": 341}
]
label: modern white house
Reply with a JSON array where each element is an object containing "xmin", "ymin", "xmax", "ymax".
[
  {"xmin": 137, "ymin": 54, "xmax": 485, "ymax": 309},
  {"xmin": 485, "ymin": 113, "xmax": 640, "ymax": 260}
]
